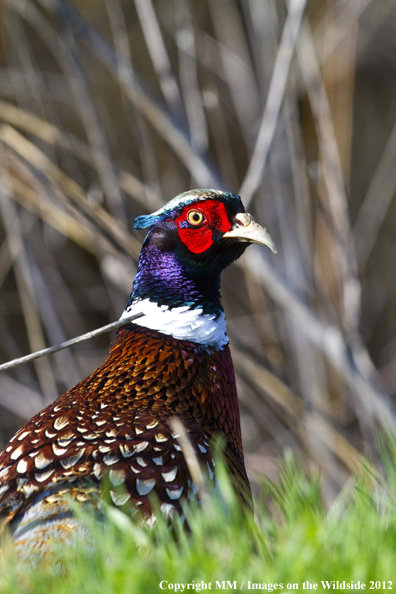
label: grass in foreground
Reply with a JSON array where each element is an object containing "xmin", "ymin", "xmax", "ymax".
[{"xmin": 1, "ymin": 443, "xmax": 396, "ymax": 594}]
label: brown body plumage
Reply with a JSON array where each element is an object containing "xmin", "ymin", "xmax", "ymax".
[{"xmin": 0, "ymin": 326, "xmax": 251, "ymax": 554}]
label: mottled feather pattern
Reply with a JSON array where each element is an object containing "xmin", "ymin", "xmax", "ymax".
[
  {"xmin": 0, "ymin": 325, "xmax": 251, "ymax": 539},
  {"xmin": 7, "ymin": 480, "xmax": 100, "ymax": 562}
]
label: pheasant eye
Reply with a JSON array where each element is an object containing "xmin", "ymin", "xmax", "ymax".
[{"xmin": 187, "ymin": 210, "xmax": 205, "ymax": 226}]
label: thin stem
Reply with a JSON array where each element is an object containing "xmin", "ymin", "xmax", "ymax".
[{"xmin": 0, "ymin": 313, "xmax": 143, "ymax": 373}]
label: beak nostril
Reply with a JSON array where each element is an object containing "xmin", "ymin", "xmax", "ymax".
[{"xmin": 234, "ymin": 213, "xmax": 251, "ymax": 228}]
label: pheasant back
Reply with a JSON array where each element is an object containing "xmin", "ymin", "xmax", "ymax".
[{"xmin": 0, "ymin": 326, "xmax": 251, "ymax": 555}]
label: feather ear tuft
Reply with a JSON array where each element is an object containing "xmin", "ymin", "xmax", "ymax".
[{"xmin": 134, "ymin": 215, "xmax": 159, "ymax": 231}]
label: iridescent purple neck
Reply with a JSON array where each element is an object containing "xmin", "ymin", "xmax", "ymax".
[{"xmin": 127, "ymin": 235, "xmax": 223, "ymax": 315}]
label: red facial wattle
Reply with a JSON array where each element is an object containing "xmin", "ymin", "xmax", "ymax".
[{"xmin": 174, "ymin": 200, "xmax": 232, "ymax": 254}]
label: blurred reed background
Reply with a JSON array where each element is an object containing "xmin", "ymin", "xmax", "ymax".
[{"xmin": 0, "ymin": 0, "xmax": 395, "ymax": 500}]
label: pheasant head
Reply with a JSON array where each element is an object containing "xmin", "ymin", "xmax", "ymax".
[{"xmin": 122, "ymin": 189, "xmax": 276, "ymax": 350}]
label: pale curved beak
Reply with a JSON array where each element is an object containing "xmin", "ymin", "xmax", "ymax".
[{"xmin": 222, "ymin": 212, "xmax": 277, "ymax": 254}]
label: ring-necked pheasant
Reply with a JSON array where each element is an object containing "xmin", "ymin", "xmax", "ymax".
[{"xmin": 0, "ymin": 189, "xmax": 276, "ymax": 558}]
